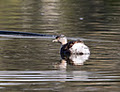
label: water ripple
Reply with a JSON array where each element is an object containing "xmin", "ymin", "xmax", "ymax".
[{"xmin": 0, "ymin": 71, "xmax": 119, "ymax": 83}]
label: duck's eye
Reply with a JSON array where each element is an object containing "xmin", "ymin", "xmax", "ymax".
[
  {"xmin": 55, "ymin": 36, "xmax": 58, "ymax": 39},
  {"xmin": 56, "ymin": 36, "xmax": 60, "ymax": 39}
]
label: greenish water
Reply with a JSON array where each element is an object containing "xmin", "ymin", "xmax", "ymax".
[{"xmin": 0, "ymin": 0, "xmax": 120, "ymax": 92}]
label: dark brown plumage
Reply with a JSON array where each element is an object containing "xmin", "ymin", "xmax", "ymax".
[{"xmin": 52, "ymin": 35, "xmax": 90, "ymax": 56}]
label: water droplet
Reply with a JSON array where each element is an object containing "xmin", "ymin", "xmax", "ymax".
[{"xmin": 79, "ymin": 17, "xmax": 84, "ymax": 20}]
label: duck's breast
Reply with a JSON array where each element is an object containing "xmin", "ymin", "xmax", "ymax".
[{"xmin": 69, "ymin": 43, "xmax": 90, "ymax": 54}]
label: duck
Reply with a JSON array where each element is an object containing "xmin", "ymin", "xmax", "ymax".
[{"xmin": 52, "ymin": 35, "xmax": 90, "ymax": 56}]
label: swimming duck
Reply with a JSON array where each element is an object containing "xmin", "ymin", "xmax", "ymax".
[{"xmin": 52, "ymin": 35, "xmax": 90, "ymax": 56}]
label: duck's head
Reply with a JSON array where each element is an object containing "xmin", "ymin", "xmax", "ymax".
[{"xmin": 52, "ymin": 35, "xmax": 67, "ymax": 45}]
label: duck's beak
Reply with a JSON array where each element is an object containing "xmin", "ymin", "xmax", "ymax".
[{"xmin": 52, "ymin": 39, "xmax": 58, "ymax": 42}]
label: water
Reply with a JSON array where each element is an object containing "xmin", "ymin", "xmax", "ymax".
[{"xmin": 0, "ymin": 0, "xmax": 120, "ymax": 92}]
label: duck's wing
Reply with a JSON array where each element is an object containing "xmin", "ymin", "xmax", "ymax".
[{"xmin": 69, "ymin": 41, "xmax": 90, "ymax": 54}]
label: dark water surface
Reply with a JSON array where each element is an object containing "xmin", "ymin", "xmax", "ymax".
[{"xmin": 0, "ymin": 0, "xmax": 120, "ymax": 92}]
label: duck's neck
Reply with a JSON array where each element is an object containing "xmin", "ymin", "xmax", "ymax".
[{"xmin": 61, "ymin": 39, "xmax": 67, "ymax": 45}]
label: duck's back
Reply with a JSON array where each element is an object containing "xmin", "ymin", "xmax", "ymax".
[
  {"xmin": 69, "ymin": 42, "xmax": 90, "ymax": 54},
  {"xmin": 61, "ymin": 40, "xmax": 90, "ymax": 55}
]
